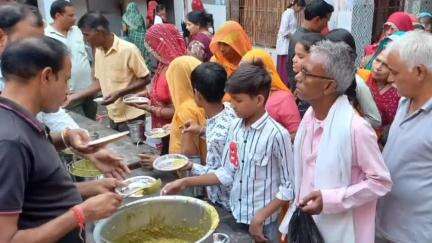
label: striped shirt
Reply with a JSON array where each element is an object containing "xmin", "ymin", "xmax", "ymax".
[
  {"xmin": 215, "ymin": 112, "xmax": 294, "ymax": 225},
  {"xmin": 192, "ymin": 104, "xmax": 237, "ymax": 209}
]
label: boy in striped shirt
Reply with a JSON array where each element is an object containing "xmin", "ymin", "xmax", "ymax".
[
  {"xmin": 162, "ymin": 60, "xmax": 294, "ymax": 242},
  {"xmin": 182, "ymin": 62, "xmax": 237, "ymax": 210}
]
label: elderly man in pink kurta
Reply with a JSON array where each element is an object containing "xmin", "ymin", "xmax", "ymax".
[{"xmin": 279, "ymin": 40, "xmax": 392, "ymax": 243}]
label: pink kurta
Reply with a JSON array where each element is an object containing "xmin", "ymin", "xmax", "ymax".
[{"xmin": 299, "ymin": 113, "xmax": 392, "ymax": 243}]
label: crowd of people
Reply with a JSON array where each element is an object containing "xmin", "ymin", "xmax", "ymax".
[{"xmin": 0, "ymin": 0, "xmax": 432, "ymax": 242}]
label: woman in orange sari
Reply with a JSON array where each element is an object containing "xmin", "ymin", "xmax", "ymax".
[{"xmin": 210, "ymin": 21, "xmax": 252, "ymax": 76}]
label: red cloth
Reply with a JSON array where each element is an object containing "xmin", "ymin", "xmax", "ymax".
[
  {"xmin": 265, "ymin": 90, "xmax": 301, "ymax": 133},
  {"xmin": 408, "ymin": 13, "xmax": 420, "ymax": 25},
  {"xmin": 147, "ymin": 1, "xmax": 158, "ymax": 26},
  {"xmin": 277, "ymin": 55, "xmax": 289, "ymax": 87},
  {"xmin": 145, "ymin": 24, "xmax": 187, "ymax": 128},
  {"xmin": 192, "ymin": 0, "xmax": 205, "ymax": 11},
  {"xmin": 366, "ymin": 76, "xmax": 400, "ymax": 127},
  {"xmin": 385, "ymin": 12, "xmax": 414, "ymax": 32},
  {"xmin": 149, "ymin": 66, "xmax": 172, "ymax": 128},
  {"xmin": 145, "ymin": 24, "xmax": 187, "ymax": 65},
  {"xmin": 365, "ymin": 12, "xmax": 414, "ymax": 56},
  {"xmin": 229, "ymin": 142, "xmax": 239, "ymax": 169},
  {"xmin": 364, "ymin": 44, "xmax": 378, "ymax": 56}
]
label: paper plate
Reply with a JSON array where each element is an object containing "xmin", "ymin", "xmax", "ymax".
[
  {"xmin": 145, "ymin": 127, "xmax": 170, "ymax": 139},
  {"xmin": 153, "ymin": 154, "xmax": 188, "ymax": 172},
  {"xmin": 88, "ymin": 131, "xmax": 129, "ymax": 146},
  {"xmin": 116, "ymin": 176, "xmax": 161, "ymax": 198},
  {"xmin": 123, "ymin": 96, "xmax": 150, "ymax": 105}
]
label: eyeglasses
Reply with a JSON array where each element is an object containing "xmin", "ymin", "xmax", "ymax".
[{"xmin": 299, "ymin": 67, "xmax": 333, "ymax": 81}]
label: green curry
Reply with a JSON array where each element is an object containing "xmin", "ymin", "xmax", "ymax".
[
  {"xmin": 113, "ymin": 224, "xmax": 206, "ymax": 243},
  {"xmin": 69, "ymin": 159, "xmax": 102, "ymax": 177}
]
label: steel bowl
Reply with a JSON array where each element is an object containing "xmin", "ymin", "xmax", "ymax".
[
  {"xmin": 67, "ymin": 159, "xmax": 103, "ymax": 182},
  {"xmin": 93, "ymin": 195, "xmax": 220, "ymax": 243},
  {"xmin": 153, "ymin": 154, "xmax": 189, "ymax": 172}
]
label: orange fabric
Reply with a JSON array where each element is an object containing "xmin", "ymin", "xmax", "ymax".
[
  {"xmin": 242, "ymin": 49, "xmax": 290, "ymax": 92},
  {"xmin": 210, "ymin": 21, "xmax": 252, "ymax": 76},
  {"xmin": 357, "ymin": 68, "xmax": 372, "ymax": 84}
]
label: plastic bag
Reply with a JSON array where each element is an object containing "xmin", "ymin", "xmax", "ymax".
[{"xmin": 288, "ymin": 207, "xmax": 325, "ymax": 243}]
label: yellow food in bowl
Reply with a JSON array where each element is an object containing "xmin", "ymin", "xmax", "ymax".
[{"xmin": 69, "ymin": 159, "xmax": 102, "ymax": 177}]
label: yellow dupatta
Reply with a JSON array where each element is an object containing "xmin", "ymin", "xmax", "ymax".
[
  {"xmin": 242, "ymin": 48, "xmax": 291, "ymax": 92},
  {"xmin": 166, "ymin": 56, "xmax": 207, "ymax": 160}
]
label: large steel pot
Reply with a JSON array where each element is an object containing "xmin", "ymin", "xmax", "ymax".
[{"xmin": 93, "ymin": 195, "xmax": 220, "ymax": 243}]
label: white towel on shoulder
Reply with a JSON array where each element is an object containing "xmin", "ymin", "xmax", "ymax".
[{"xmin": 280, "ymin": 95, "xmax": 356, "ymax": 243}]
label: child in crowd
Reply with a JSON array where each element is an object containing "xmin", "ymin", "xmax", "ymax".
[
  {"xmin": 292, "ymin": 32, "xmax": 323, "ymax": 76},
  {"xmin": 154, "ymin": 4, "xmax": 167, "ymax": 24},
  {"xmin": 243, "ymin": 49, "xmax": 301, "ymax": 140},
  {"xmin": 162, "ymin": 60, "xmax": 294, "ymax": 243},
  {"xmin": 181, "ymin": 62, "xmax": 237, "ymax": 210},
  {"xmin": 292, "ymin": 32, "xmax": 323, "ymax": 116}
]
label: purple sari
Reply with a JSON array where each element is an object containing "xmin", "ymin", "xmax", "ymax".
[{"xmin": 187, "ymin": 32, "xmax": 213, "ymax": 62}]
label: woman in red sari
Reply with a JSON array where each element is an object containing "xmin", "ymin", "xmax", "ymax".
[
  {"xmin": 361, "ymin": 50, "xmax": 400, "ymax": 140},
  {"xmin": 364, "ymin": 12, "xmax": 413, "ymax": 61},
  {"xmin": 133, "ymin": 23, "xmax": 187, "ymax": 129},
  {"xmin": 133, "ymin": 24, "xmax": 187, "ymax": 159}
]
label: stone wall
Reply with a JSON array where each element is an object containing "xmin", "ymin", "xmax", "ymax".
[
  {"xmin": 327, "ymin": 0, "xmax": 374, "ymax": 63},
  {"xmin": 405, "ymin": 0, "xmax": 432, "ymax": 14}
]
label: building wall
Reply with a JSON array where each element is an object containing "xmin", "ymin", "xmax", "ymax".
[
  {"xmin": 37, "ymin": 0, "xmax": 56, "ymax": 23},
  {"xmin": 203, "ymin": 2, "xmax": 227, "ymax": 31},
  {"xmin": 183, "ymin": 0, "xmax": 227, "ymax": 32},
  {"xmin": 325, "ymin": 0, "xmax": 374, "ymax": 64},
  {"xmin": 38, "ymin": 0, "xmax": 123, "ymax": 35},
  {"xmin": 173, "ymin": 0, "xmax": 185, "ymax": 29},
  {"xmin": 405, "ymin": 0, "xmax": 432, "ymax": 14}
]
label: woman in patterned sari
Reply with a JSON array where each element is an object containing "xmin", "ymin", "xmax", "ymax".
[
  {"xmin": 185, "ymin": 10, "xmax": 213, "ymax": 62},
  {"xmin": 122, "ymin": 2, "xmax": 150, "ymax": 66}
]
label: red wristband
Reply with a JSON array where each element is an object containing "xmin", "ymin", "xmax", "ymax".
[{"xmin": 71, "ymin": 205, "xmax": 86, "ymax": 229}]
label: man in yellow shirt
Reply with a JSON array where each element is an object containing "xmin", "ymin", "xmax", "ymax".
[{"xmin": 78, "ymin": 12, "xmax": 150, "ymax": 131}]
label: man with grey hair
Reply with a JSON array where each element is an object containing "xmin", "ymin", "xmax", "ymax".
[
  {"xmin": 376, "ymin": 30, "xmax": 432, "ymax": 243},
  {"xmin": 279, "ymin": 40, "xmax": 392, "ymax": 243}
]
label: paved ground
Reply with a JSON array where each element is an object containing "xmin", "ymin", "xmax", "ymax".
[{"xmin": 68, "ymin": 111, "xmax": 253, "ymax": 242}]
